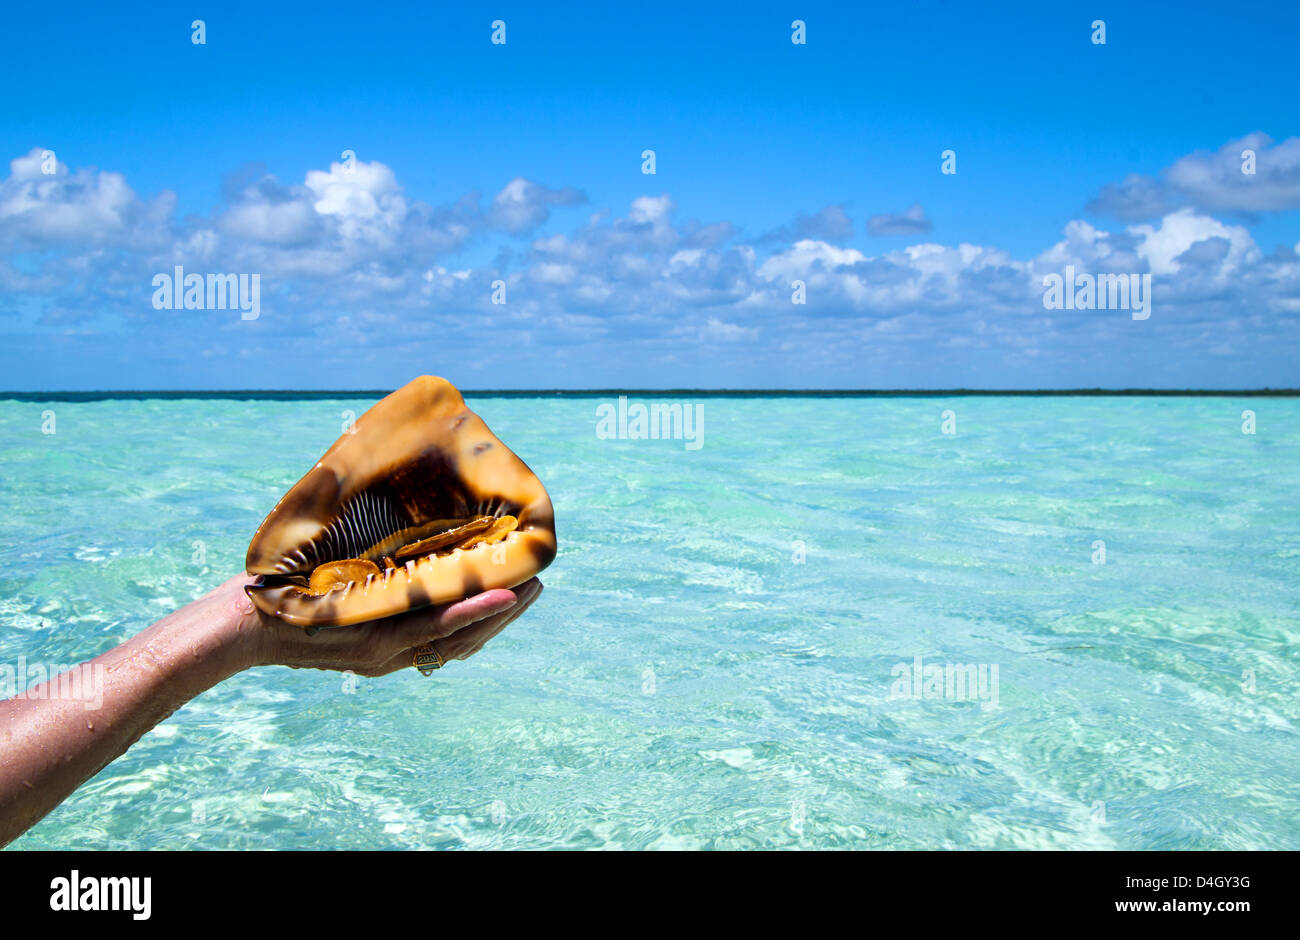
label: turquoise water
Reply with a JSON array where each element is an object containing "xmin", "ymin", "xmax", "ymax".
[{"xmin": 2, "ymin": 395, "xmax": 1298, "ymax": 850}]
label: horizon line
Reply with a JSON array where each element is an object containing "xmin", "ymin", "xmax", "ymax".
[{"xmin": 2, "ymin": 387, "xmax": 1298, "ymax": 401}]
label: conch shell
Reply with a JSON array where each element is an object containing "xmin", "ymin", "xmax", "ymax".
[{"xmin": 244, "ymin": 376, "xmax": 556, "ymax": 627}]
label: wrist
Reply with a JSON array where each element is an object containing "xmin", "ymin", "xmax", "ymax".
[
  {"xmin": 138, "ymin": 574, "xmax": 270, "ymax": 695},
  {"xmin": 211, "ymin": 573, "xmax": 276, "ymax": 673}
]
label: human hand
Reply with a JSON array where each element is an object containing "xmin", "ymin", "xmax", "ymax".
[{"xmin": 239, "ymin": 576, "xmax": 544, "ymax": 676}]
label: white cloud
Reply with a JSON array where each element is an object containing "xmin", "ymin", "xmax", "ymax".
[
  {"xmin": 1129, "ymin": 209, "xmax": 1258, "ymax": 276},
  {"xmin": 530, "ymin": 262, "xmax": 577, "ymax": 285},
  {"xmin": 758, "ymin": 204, "xmax": 854, "ymax": 243},
  {"xmin": 489, "ymin": 177, "xmax": 585, "ymax": 234},
  {"xmin": 9, "ymin": 149, "xmax": 65, "ymax": 180},
  {"xmin": 1089, "ymin": 133, "xmax": 1300, "ymax": 219},
  {"xmin": 0, "ymin": 147, "xmax": 152, "ymax": 243},
  {"xmin": 758, "ymin": 239, "xmax": 866, "ymax": 280},
  {"xmin": 867, "ymin": 203, "xmax": 932, "ymax": 237},
  {"xmin": 3, "ymin": 148, "xmax": 1299, "ymax": 389},
  {"xmin": 219, "ymin": 198, "xmax": 320, "ymax": 245},
  {"xmin": 629, "ymin": 195, "xmax": 673, "ymax": 224},
  {"xmin": 1165, "ymin": 133, "xmax": 1300, "ymax": 212},
  {"xmin": 700, "ymin": 317, "xmax": 757, "ymax": 341}
]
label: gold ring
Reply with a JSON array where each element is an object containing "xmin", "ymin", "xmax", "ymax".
[{"xmin": 413, "ymin": 642, "xmax": 444, "ymax": 676}]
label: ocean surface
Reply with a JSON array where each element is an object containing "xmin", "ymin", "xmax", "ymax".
[{"xmin": 2, "ymin": 394, "xmax": 1298, "ymax": 850}]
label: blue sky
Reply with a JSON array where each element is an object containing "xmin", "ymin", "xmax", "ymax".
[{"xmin": 1, "ymin": 0, "xmax": 1298, "ymax": 389}]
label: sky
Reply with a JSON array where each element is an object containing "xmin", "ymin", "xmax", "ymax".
[{"xmin": 1, "ymin": 0, "xmax": 1298, "ymax": 390}]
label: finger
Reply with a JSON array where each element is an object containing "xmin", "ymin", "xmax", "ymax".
[
  {"xmin": 281, "ymin": 586, "xmax": 519, "ymax": 656},
  {"xmin": 439, "ymin": 579, "xmax": 541, "ymax": 648},
  {"xmin": 443, "ymin": 579, "xmax": 543, "ymax": 661},
  {"xmin": 391, "ymin": 588, "xmax": 519, "ymax": 648},
  {"xmin": 349, "ymin": 589, "xmax": 518, "ymax": 675},
  {"xmin": 377, "ymin": 580, "xmax": 543, "ymax": 674},
  {"xmin": 369, "ymin": 579, "xmax": 535, "ymax": 676},
  {"xmin": 470, "ymin": 579, "xmax": 543, "ymax": 651},
  {"xmin": 452, "ymin": 580, "xmax": 542, "ymax": 651}
]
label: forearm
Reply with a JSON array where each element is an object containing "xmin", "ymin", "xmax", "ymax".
[
  {"xmin": 0, "ymin": 571, "xmax": 529, "ymax": 848},
  {"xmin": 0, "ymin": 576, "xmax": 259, "ymax": 847}
]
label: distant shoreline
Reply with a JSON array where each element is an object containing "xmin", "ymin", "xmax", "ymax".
[{"xmin": 2, "ymin": 388, "xmax": 1297, "ymax": 402}]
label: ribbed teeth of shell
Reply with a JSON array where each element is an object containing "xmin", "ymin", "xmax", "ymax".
[{"xmin": 304, "ymin": 526, "xmax": 520, "ymax": 595}]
